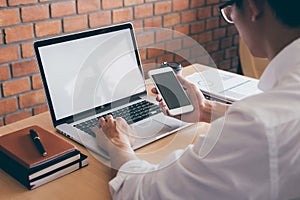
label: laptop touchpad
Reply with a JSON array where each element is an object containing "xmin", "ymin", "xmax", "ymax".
[{"xmin": 133, "ymin": 117, "xmax": 174, "ymax": 139}]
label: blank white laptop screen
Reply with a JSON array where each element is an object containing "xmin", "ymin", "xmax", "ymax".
[{"xmin": 38, "ymin": 28, "xmax": 146, "ymax": 120}]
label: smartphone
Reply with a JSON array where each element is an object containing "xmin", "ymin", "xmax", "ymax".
[{"xmin": 148, "ymin": 67, "xmax": 194, "ymax": 116}]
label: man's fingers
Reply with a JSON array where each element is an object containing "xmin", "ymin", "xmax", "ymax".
[
  {"xmin": 106, "ymin": 115, "xmax": 115, "ymax": 125},
  {"xmin": 156, "ymin": 95, "xmax": 163, "ymax": 102},
  {"xmin": 99, "ymin": 117, "xmax": 106, "ymax": 127},
  {"xmin": 151, "ymin": 87, "xmax": 158, "ymax": 94}
]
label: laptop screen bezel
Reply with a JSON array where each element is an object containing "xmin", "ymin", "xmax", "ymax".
[{"xmin": 34, "ymin": 23, "xmax": 147, "ymax": 126}]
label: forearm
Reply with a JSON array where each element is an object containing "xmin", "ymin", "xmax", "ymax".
[
  {"xmin": 200, "ymin": 100, "xmax": 230, "ymax": 123},
  {"xmin": 108, "ymin": 145, "xmax": 138, "ymax": 177}
]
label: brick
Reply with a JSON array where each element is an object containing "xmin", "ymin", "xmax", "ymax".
[
  {"xmin": 21, "ymin": 4, "xmax": 49, "ymax": 22},
  {"xmin": 173, "ymin": 0, "xmax": 189, "ymax": 11},
  {"xmin": 198, "ymin": 31, "xmax": 212, "ymax": 43},
  {"xmin": 154, "ymin": 1, "xmax": 171, "ymax": 15},
  {"xmin": 147, "ymin": 48, "xmax": 164, "ymax": 60},
  {"xmin": 63, "ymin": 15, "xmax": 87, "ymax": 33},
  {"xmin": 206, "ymin": 0, "xmax": 220, "ymax": 4},
  {"xmin": 5, "ymin": 110, "xmax": 32, "ymax": 125},
  {"xmin": 183, "ymin": 36, "xmax": 198, "ymax": 48},
  {"xmin": 136, "ymin": 32, "xmax": 154, "ymax": 47},
  {"xmin": 165, "ymin": 39, "xmax": 181, "ymax": 52},
  {"xmin": 32, "ymin": 74, "xmax": 43, "ymax": 89},
  {"xmin": 138, "ymin": 48, "xmax": 146, "ymax": 61},
  {"xmin": 218, "ymin": 59, "xmax": 231, "ymax": 70},
  {"xmin": 144, "ymin": 17, "xmax": 162, "ymax": 29},
  {"xmin": 181, "ymin": 9, "xmax": 197, "ymax": 23},
  {"xmin": 5, "ymin": 24, "xmax": 33, "ymax": 43},
  {"xmin": 227, "ymin": 25, "xmax": 238, "ymax": 36},
  {"xmin": 0, "ymin": 31, "xmax": 2, "ymax": 45},
  {"xmin": 102, "ymin": 0, "xmax": 122, "ymax": 9},
  {"xmin": 155, "ymin": 29, "xmax": 172, "ymax": 43},
  {"xmin": 51, "ymin": 1, "xmax": 75, "ymax": 18},
  {"xmin": 89, "ymin": 11, "xmax": 111, "ymax": 28},
  {"xmin": 174, "ymin": 24, "xmax": 189, "ymax": 37},
  {"xmin": 0, "ymin": 118, "xmax": 3, "ymax": 127},
  {"xmin": 206, "ymin": 17, "xmax": 219, "ymax": 30},
  {"xmin": 211, "ymin": 51, "xmax": 224, "ymax": 63},
  {"xmin": 0, "ymin": 8, "xmax": 19, "ymax": 27},
  {"xmin": 0, "ymin": 97, "xmax": 17, "ymax": 115},
  {"xmin": 124, "ymin": 0, "xmax": 143, "ymax": 6},
  {"xmin": 190, "ymin": 21, "xmax": 205, "ymax": 34},
  {"xmin": 190, "ymin": 45, "xmax": 207, "ymax": 58},
  {"xmin": 8, "ymin": 0, "xmax": 37, "ymax": 6},
  {"xmin": 195, "ymin": 55, "xmax": 214, "ymax": 67},
  {"xmin": 21, "ymin": 42, "xmax": 35, "ymax": 58},
  {"xmin": 225, "ymin": 47, "xmax": 237, "ymax": 59},
  {"xmin": 134, "ymin": 4, "xmax": 153, "ymax": 19},
  {"xmin": 220, "ymin": 16, "xmax": 228, "ymax": 26},
  {"xmin": 231, "ymin": 57, "xmax": 239, "ymax": 68},
  {"xmin": 11, "ymin": 59, "xmax": 38, "ymax": 77},
  {"xmin": 0, "ymin": 65, "xmax": 10, "ymax": 81},
  {"xmin": 163, "ymin": 13, "xmax": 180, "ymax": 27},
  {"xmin": 221, "ymin": 37, "xmax": 233, "ymax": 48},
  {"xmin": 33, "ymin": 104, "xmax": 48, "ymax": 115},
  {"xmin": 113, "ymin": 8, "xmax": 132, "ymax": 24},
  {"xmin": 198, "ymin": 7, "xmax": 212, "ymax": 19},
  {"xmin": 234, "ymin": 35, "xmax": 239, "ymax": 45},
  {"xmin": 132, "ymin": 20, "xmax": 143, "ymax": 33},
  {"xmin": 0, "ymin": 45, "xmax": 19, "ymax": 63},
  {"xmin": 77, "ymin": 0, "xmax": 100, "ymax": 13},
  {"xmin": 213, "ymin": 28, "xmax": 226, "ymax": 39},
  {"xmin": 3, "ymin": 77, "xmax": 31, "ymax": 96},
  {"xmin": 204, "ymin": 41, "xmax": 219, "ymax": 52},
  {"xmin": 213, "ymin": 5, "xmax": 221, "ymax": 17},
  {"xmin": 19, "ymin": 89, "xmax": 46, "ymax": 108},
  {"xmin": 175, "ymin": 49, "xmax": 190, "ymax": 62},
  {"xmin": 0, "ymin": 0, "xmax": 7, "ymax": 7},
  {"xmin": 35, "ymin": 20, "xmax": 61, "ymax": 37},
  {"xmin": 190, "ymin": 0, "xmax": 205, "ymax": 8}
]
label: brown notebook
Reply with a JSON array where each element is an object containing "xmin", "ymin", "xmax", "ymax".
[{"xmin": 0, "ymin": 125, "xmax": 77, "ymax": 168}]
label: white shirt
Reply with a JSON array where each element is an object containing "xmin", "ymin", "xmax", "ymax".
[{"xmin": 109, "ymin": 37, "xmax": 300, "ymax": 200}]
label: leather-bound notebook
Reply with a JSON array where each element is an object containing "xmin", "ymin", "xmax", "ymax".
[
  {"xmin": 0, "ymin": 125, "xmax": 88, "ymax": 189},
  {"xmin": 0, "ymin": 125, "xmax": 77, "ymax": 168}
]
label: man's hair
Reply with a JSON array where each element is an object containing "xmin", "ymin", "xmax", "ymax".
[
  {"xmin": 236, "ymin": 0, "xmax": 300, "ymax": 28},
  {"xmin": 267, "ymin": 0, "xmax": 300, "ymax": 28}
]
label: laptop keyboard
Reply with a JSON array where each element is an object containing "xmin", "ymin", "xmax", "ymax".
[{"xmin": 74, "ymin": 100, "xmax": 162, "ymax": 137}]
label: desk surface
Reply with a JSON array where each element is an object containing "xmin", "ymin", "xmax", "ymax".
[{"xmin": 0, "ymin": 64, "xmax": 210, "ymax": 200}]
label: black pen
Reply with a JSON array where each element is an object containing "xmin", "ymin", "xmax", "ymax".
[{"xmin": 30, "ymin": 129, "xmax": 47, "ymax": 157}]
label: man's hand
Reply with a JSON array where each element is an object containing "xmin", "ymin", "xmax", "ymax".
[
  {"xmin": 152, "ymin": 75, "xmax": 206, "ymax": 123},
  {"xmin": 94, "ymin": 115, "xmax": 135, "ymax": 152},
  {"xmin": 152, "ymin": 75, "xmax": 229, "ymax": 123},
  {"xmin": 93, "ymin": 115, "xmax": 138, "ymax": 173}
]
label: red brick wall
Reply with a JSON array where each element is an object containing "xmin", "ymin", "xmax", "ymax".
[{"xmin": 0, "ymin": 0, "xmax": 239, "ymax": 126}]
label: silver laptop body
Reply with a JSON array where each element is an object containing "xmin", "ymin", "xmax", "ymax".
[{"xmin": 34, "ymin": 23, "xmax": 190, "ymax": 159}]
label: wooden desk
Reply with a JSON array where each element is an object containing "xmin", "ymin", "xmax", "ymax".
[{"xmin": 0, "ymin": 64, "xmax": 210, "ymax": 200}]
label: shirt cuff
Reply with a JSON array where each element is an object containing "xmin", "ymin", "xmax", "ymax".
[{"xmin": 109, "ymin": 160, "xmax": 157, "ymax": 193}]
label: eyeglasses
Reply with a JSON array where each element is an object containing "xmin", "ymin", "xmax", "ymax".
[{"xmin": 219, "ymin": 0, "xmax": 236, "ymax": 24}]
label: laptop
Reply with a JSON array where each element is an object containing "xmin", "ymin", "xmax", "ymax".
[{"xmin": 34, "ymin": 23, "xmax": 190, "ymax": 159}]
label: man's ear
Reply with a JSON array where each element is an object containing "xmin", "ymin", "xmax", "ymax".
[{"xmin": 247, "ymin": 0, "xmax": 265, "ymax": 22}]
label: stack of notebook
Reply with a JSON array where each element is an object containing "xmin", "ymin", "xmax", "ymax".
[{"xmin": 0, "ymin": 125, "xmax": 88, "ymax": 190}]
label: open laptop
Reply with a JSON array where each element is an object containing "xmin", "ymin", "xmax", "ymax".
[{"xmin": 34, "ymin": 23, "xmax": 190, "ymax": 159}]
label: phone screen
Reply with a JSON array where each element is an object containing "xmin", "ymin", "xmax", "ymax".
[{"xmin": 152, "ymin": 71, "xmax": 191, "ymax": 109}]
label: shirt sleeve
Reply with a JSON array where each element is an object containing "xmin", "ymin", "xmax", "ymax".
[{"xmin": 109, "ymin": 103, "xmax": 272, "ymax": 200}]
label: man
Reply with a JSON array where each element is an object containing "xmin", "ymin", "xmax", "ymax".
[{"xmin": 94, "ymin": 0, "xmax": 300, "ymax": 199}]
